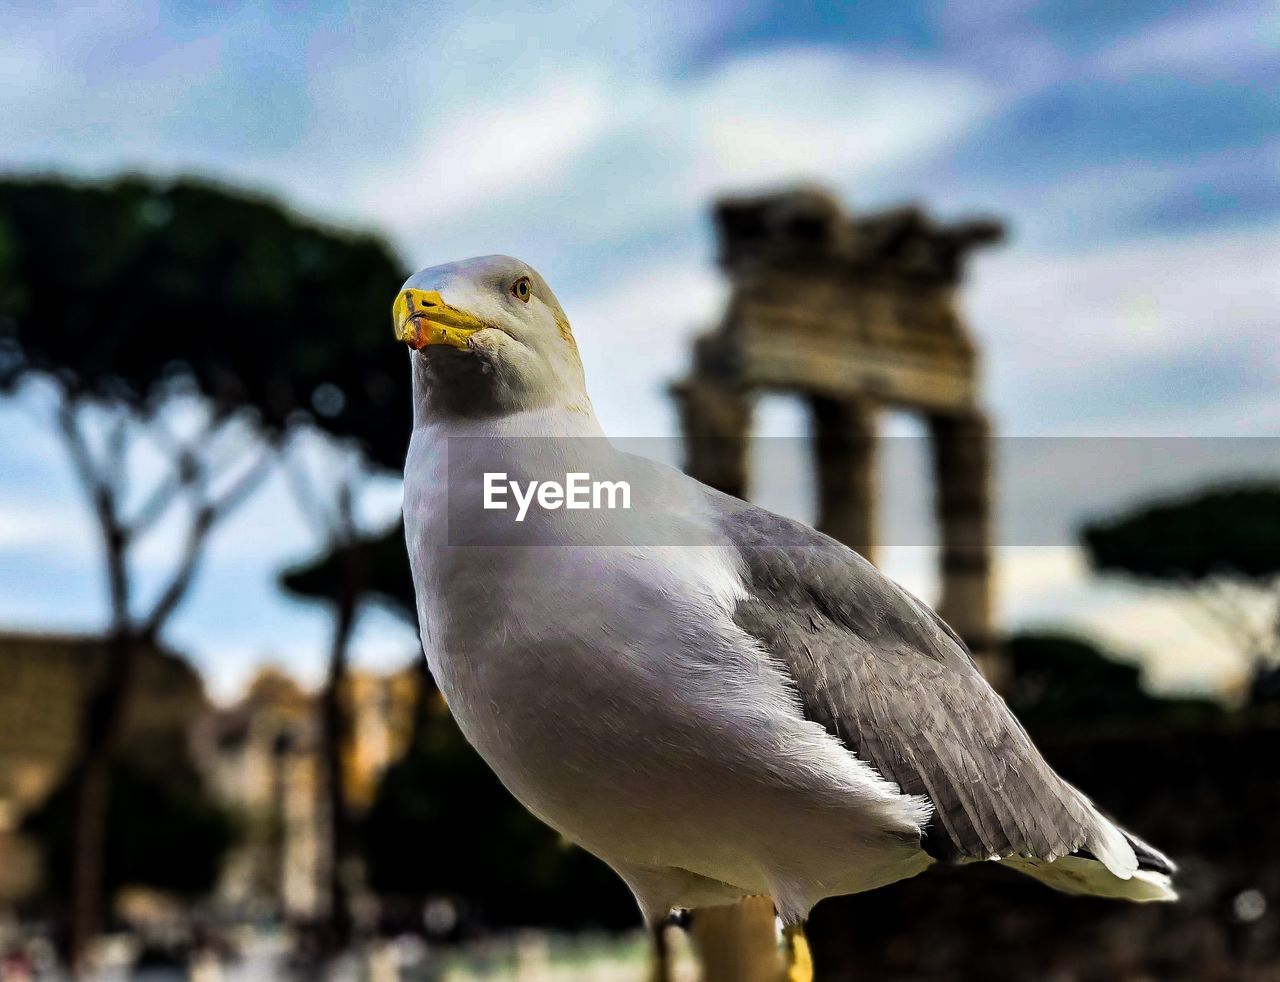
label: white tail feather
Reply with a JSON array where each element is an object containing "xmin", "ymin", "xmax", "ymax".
[{"xmin": 1003, "ymin": 854, "xmax": 1177, "ymax": 903}]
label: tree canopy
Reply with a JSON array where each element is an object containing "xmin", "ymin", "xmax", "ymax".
[
  {"xmin": 1082, "ymin": 483, "xmax": 1280, "ymax": 583},
  {"xmin": 0, "ymin": 174, "xmax": 414, "ymax": 955},
  {"xmin": 0, "ymin": 175, "xmax": 411, "ymax": 469},
  {"xmin": 1003, "ymin": 632, "xmax": 1220, "ymax": 729},
  {"xmin": 1082, "ymin": 482, "xmax": 1280, "ymax": 704},
  {"xmin": 280, "ymin": 518, "xmax": 413, "ymax": 616}
]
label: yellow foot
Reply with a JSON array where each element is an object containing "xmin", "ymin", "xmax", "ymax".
[{"xmin": 782, "ymin": 923, "xmax": 814, "ymax": 982}]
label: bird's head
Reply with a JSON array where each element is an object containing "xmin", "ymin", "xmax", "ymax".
[{"xmin": 393, "ymin": 255, "xmax": 590, "ymax": 420}]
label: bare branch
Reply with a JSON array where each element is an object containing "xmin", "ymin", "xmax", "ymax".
[
  {"xmin": 54, "ymin": 394, "xmax": 131, "ymax": 625},
  {"xmin": 1202, "ymin": 579, "xmax": 1271, "ymax": 655},
  {"xmin": 123, "ymin": 409, "xmax": 267, "ymax": 640},
  {"xmin": 127, "ymin": 474, "xmax": 183, "ymax": 536},
  {"xmin": 1165, "ymin": 576, "xmax": 1275, "ymax": 667},
  {"xmin": 136, "ymin": 443, "xmax": 273, "ymax": 639},
  {"xmin": 127, "ymin": 411, "xmax": 224, "ymax": 540},
  {"xmin": 1264, "ymin": 575, "xmax": 1280, "ymax": 664},
  {"xmin": 146, "ymin": 408, "xmax": 218, "ymax": 475},
  {"xmin": 1172, "ymin": 597, "xmax": 1251, "ymax": 657},
  {"xmin": 140, "ymin": 409, "xmax": 181, "ymax": 463},
  {"xmin": 139, "ymin": 502, "xmax": 215, "ymax": 640},
  {"xmin": 282, "ymin": 438, "xmax": 339, "ymax": 536},
  {"xmin": 208, "ymin": 447, "xmax": 274, "ymax": 523},
  {"xmin": 104, "ymin": 415, "xmax": 129, "ymax": 498},
  {"xmin": 202, "ymin": 411, "xmax": 259, "ymax": 473},
  {"xmin": 56, "ymin": 398, "xmax": 107, "ymax": 505},
  {"xmin": 334, "ymin": 471, "xmax": 357, "ymax": 544}
]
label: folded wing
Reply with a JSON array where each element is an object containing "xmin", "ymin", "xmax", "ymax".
[{"xmin": 719, "ymin": 502, "xmax": 1138, "ymax": 875}]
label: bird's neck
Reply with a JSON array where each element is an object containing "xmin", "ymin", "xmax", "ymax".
[
  {"xmin": 404, "ymin": 403, "xmax": 617, "ymax": 554},
  {"xmin": 410, "ymin": 352, "xmax": 597, "ymax": 431},
  {"xmin": 417, "ymin": 402, "xmax": 605, "ymax": 442}
]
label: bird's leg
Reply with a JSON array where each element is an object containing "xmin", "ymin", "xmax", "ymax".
[
  {"xmin": 649, "ymin": 910, "xmax": 687, "ymax": 982},
  {"xmin": 650, "ymin": 922, "xmax": 671, "ymax": 982},
  {"xmin": 781, "ymin": 922, "xmax": 814, "ymax": 982}
]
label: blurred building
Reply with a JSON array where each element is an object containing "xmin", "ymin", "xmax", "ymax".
[
  {"xmin": 201, "ymin": 668, "xmax": 322, "ymax": 919},
  {"xmin": 200, "ymin": 664, "xmax": 419, "ymax": 921},
  {"xmin": 344, "ymin": 668, "xmax": 419, "ymax": 813},
  {"xmin": 0, "ymin": 632, "xmax": 209, "ymax": 908}
]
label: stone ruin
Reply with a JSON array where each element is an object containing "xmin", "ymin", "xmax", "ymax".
[{"xmin": 673, "ymin": 188, "xmax": 1004, "ymax": 678}]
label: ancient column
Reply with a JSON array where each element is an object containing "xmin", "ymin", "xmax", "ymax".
[
  {"xmin": 672, "ymin": 381, "xmax": 752, "ymax": 500},
  {"xmin": 928, "ymin": 410, "xmax": 1000, "ymax": 684},
  {"xmin": 810, "ymin": 395, "xmax": 878, "ymax": 564}
]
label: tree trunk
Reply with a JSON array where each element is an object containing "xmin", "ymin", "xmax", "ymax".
[
  {"xmin": 52, "ymin": 396, "xmax": 267, "ymax": 971},
  {"xmin": 67, "ymin": 628, "xmax": 139, "ymax": 972},
  {"xmin": 320, "ymin": 586, "xmax": 359, "ymax": 952}
]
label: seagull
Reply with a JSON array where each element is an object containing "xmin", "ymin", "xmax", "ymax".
[{"xmin": 396, "ymin": 256, "xmax": 1175, "ymax": 981}]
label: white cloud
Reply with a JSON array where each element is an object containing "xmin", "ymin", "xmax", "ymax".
[
  {"xmin": 967, "ymin": 223, "xmax": 1280, "ymax": 434},
  {"xmin": 356, "ymin": 76, "xmax": 616, "ymax": 234},
  {"xmin": 0, "ymin": 0, "xmax": 1000, "ymax": 265},
  {"xmin": 0, "ymin": 500, "xmax": 95, "ymax": 555},
  {"xmin": 688, "ymin": 49, "xmax": 995, "ymax": 197},
  {"xmin": 568, "ymin": 259, "xmax": 724, "ymax": 436},
  {"xmin": 961, "ymin": 150, "xmax": 1256, "ymax": 249},
  {"xmin": 1096, "ymin": 1, "xmax": 1279, "ymax": 80},
  {"xmin": 357, "ymin": 44, "xmax": 999, "ymax": 269}
]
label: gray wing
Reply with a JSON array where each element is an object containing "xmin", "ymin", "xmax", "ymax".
[{"xmin": 719, "ymin": 502, "xmax": 1097, "ymax": 864}]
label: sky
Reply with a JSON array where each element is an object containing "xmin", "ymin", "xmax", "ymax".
[{"xmin": 0, "ymin": 0, "xmax": 1277, "ymax": 700}]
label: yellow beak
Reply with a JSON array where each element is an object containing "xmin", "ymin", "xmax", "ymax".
[{"xmin": 393, "ymin": 289, "xmax": 488, "ymax": 350}]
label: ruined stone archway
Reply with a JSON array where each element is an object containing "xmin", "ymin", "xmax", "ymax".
[{"xmin": 673, "ymin": 188, "xmax": 1003, "ymax": 680}]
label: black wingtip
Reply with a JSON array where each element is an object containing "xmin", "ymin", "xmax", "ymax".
[{"xmin": 1125, "ymin": 834, "xmax": 1177, "ymax": 876}]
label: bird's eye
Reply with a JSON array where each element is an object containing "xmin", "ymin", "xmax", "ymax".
[{"xmin": 511, "ymin": 276, "xmax": 531, "ymax": 302}]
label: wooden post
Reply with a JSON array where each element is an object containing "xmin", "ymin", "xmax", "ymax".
[{"xmin": 691, "ymin": 897, "xmax": 780, "ymax": 982}]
